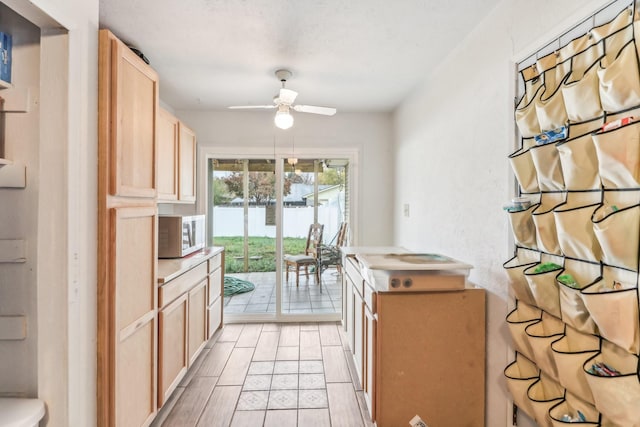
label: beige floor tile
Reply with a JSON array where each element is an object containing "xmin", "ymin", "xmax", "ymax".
[
  {"xmin": 298, "ymin": 408, "xmax": 331, "ymax": 427},
  {"xmin": 236, "ymin": 323, "xmax": 263, "ymax": 347},
  {"xmin": 253, "ymin": 331, "xmax": 279, "ymax": 361},
  {"xmin": 319, "ymin": 323, "xmax": 342, "ymax": 346},
  {"xmin": 322, "ymin": 346, "xmax": 352, "ymax": 383},
  {"xmin": 162, "ymin": 377, "xmax": 216, "ymax": 427},
  {"xmin": 218, "ymin": 347, "xmax": 254, "ymax": 386},
  {"xmin": 327, "ymin": 383, "xmax": 364, "ymax": 427},
  {"xmin": 230, "ymin": 410, "xmax": 266, "ymax": 427},
  {"xmin": 197, "ymin": 386, "xmax": 242, "ymax": 427},
  {"xmin": 279, "ymin": 324, "xmax": 300, "ymax": 347},
  {"xmin": 218, "ymin": 324, "xmax": 245, "ymax": 342},
  {"xmin": 300, "ymin": 330, "xmax": 322, "ymax": 360},
  {"xmin": 276, "ymin": 346, "xmax": 299, "ymax": 360},
  {"xmin": 197, "ymin": 341, "xmax": 235, "ymax": 377},
  {"xmin": 263, "ymin": 409, "xmax": 297, "ymax": 427}
]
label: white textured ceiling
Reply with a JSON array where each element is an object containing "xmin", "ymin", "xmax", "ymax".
[{"xmin": 99, "ymin": 0, "xmax": 499, "ymax": 112}]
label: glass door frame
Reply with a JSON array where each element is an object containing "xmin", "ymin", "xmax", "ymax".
[{"xmin": 198, "ymin": 145, "xmax": 359, "ymax": 323}]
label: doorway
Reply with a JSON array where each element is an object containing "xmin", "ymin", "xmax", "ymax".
[{"xmin": 207, "ymin": 156, "xmax": 350, "ymax": 322}]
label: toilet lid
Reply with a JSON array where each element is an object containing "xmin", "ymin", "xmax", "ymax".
[{"xmin": 0, "ymin": 399, "xmax": 45, "ymax": 427}]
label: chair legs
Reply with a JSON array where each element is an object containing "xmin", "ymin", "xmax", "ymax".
[{"xmin": 284, "ymin": 262, "xmax": 320, "ymax": 287}]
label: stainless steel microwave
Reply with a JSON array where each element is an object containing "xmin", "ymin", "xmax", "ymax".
[{"xmin": 158, "ymin": 214, "xmax": 206, "ymax": 258}]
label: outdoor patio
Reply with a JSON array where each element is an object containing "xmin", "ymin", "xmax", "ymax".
[{"xmin": 223, "ymin": 269, "xmax": 343, "ymax": 315}]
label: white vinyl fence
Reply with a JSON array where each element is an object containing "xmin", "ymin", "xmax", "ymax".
[{"xmin": 213, "ymin": 204, "xmax": 343, "ymax": 243}]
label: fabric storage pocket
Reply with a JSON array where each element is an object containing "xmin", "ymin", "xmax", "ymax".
[
  {"xmin": 505, "ymin": 352, "xmax": 540, "ymax": 420},
  {"xmin": 583, "ymin": 340, "xmax": 640, "ymax": 426},
  {"xmin": 591, "ymin": 119, "xmax": 640, "ymax": 189},
  {"xmin": 551, "ymin": 325, "xmax": 599, "ymax": 404},
  {"xmin": 561, "ymin": 42, "xmax": 605, "ymax": 123},
  {"xmin": 525, "ymin": 312, "xmax": 565, "ymax": 380},
  {"xmin": 524, "ymin": 254, "xmax": 564, "ymax": 318},
  {"xmin": 553, "ymin": 192, "xmax": 602, "ymax": 261},
  {"xmin": 530, "ymin": 141, "xmax": 566, "ymax": 191},
  {"xmin": 507, "ymin": 202, "xmax": 538, "ymax": 250},
  {"xmin": 507, "ymin": 301, "xmax": 543, "ymax": 361},
  {"xmin": 597, "ymin": 40, "xmax": 640, "ymax": 113},
  {"xmin": 567, "ymin": 116, "xmax": 604, "ymax": 139},
  {"xmin": 557, "ymin": 132, "xmax": 600, "ymax": 191},
  {"xmin": 582, "ymin": 265, "xmax": 639, "ymax": 354},
  {"xmin": 516, "ymin": 75, "xmax": 544, "ymax": 138},
  {"xmin": 536, "ymin": 80, "xmax": 569, "ymax": 133},
  {"xmin": 591, "ymin": 191, "xmax": 640, "ymax": 270},
  {"xmin": 504, "ymin": 248, "xmax": 541, "ymax": 306},
  {"xmin": 549, "ymin": 391, "xmax": 600, "ymax": 426},
  {"xmin": 527, "ymin": 372, "xmax": 565, "ymax": 427},
  {"xmin": 590, "ymin": 7, "xmax": 633, "ymax": 47},
  {"xmin": 509, "ymin": 141, "xmax": 540, "ymax": 193},
  {"xmin": 532, "ymin": 193, "xmax": 566, "ymax": 255},
  {"xmin": 556, "ymin": 258, "xmax": 601, "ymax": 334}
]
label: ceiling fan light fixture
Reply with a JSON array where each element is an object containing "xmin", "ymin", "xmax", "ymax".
[{"xmin": 274, "ymin": 105, "xmax": 294, "ymax": 130}]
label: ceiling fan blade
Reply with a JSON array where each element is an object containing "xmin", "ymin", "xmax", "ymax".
[
  {"xmin": 292, "ymin": 105, "xmax": 337, "ymax": 116},
  {"xmin": 228, "ymin": 105, "xmax": 276, "ymax": 110},
  {"xmin": 278, "ymin": 88, "xmax": 298, "ymax": 105}
]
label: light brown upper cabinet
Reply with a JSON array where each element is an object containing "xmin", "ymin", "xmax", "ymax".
[
  {"xmin": 98, "ymin": 28, "xmax": 159, "ymax": 427},
  {"xmin": 99, "ymin": 29, "xmax": 158, "ymax": 199},
  {"xmin": 157, "ymin": 108, "xmax": 179, "ymax": 201},
  {"xmin": 156, "ymin": 110, "xmax": 197, "ymax": 203},
  {"xmin": 178, "ymin": 122, "xmax": 197, "ymax": 202}
]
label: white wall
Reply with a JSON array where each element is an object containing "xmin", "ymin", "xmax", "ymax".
[
  {"xmin": 392, "ymin": 0, "xmax": 610, "ymax": 425},
  {"xmin": 0, "ymin": 0, "xmax": 98, "ymax": 426},
  {"xmin": 174, "ymin": 110, "xmax": 395, "ymax": 246}
]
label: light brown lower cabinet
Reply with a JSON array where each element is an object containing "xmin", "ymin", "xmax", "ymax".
[
  {"xmin": 157, "ymin": 250, "xmax": 224, "ymax": 409},
  {"xmin": 343, "ymin": 255, "xmax": 486, "ymax": 427},
  {"xmin": 158, "ymin": 294, "xmax": 188, "ymax": 407}
]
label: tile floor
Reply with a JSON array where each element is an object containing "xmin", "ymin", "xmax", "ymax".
[
  {"xmin": 152, "ymin": 322, "xmax": 372, "ymax": 427},
  {"xmin": 223, "ymin": 270, "xmax": 343, "ymax": 315}
]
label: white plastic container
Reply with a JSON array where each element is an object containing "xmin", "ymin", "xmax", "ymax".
[{"xmin": 0, "ymin": 398, "xmax": 45, "ymax": 427}]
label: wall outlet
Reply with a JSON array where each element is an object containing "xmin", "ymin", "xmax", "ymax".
[{"xmin": 403, "ymin": 203, "xmax": 410, "ymax": 217}]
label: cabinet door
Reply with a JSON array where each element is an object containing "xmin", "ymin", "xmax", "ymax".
[
  {"xmin": 208, "ymin": 295, "xmax": 222, "ymax": 339},
  {"xmin": 364, "ymin": 305, "xmax": 376, "ymax": 421},
  {"xmin": 352, "ymin": 286, "xmax": 364, "ymax": 385},
  {"xmin": 345, "ymin": 274, "xmax": 355, "ymax": 354},
  {"xmin": 178, "ymin": 122, "xmax": 196, "ymax": 202},
  {"xmin": 110, "ymin": 206, "xmax": 158, "ymax": 427},
  {"xmin": 158, "ymin": 294, "xmax": 188, "ymax": 407},
  {"xmin": 104, "ymin": 31, "xmax": 159, "ymax": 198},
  {"xmin": 188, "ymin": 279, "xmax": 208, "ymax": 364},
  {"xmin": 157, "ymin": 108, "xmax": 179, "ymax": 201}
]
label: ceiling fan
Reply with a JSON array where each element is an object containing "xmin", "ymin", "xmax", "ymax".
[{"xmin": 228, "ymin": 69, "xmax": 337, "ymax": 129}]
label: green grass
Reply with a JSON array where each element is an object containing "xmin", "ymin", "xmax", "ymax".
[{"xmin": 213, "ymin": 236, "xmax": 307, "ymax": 273}]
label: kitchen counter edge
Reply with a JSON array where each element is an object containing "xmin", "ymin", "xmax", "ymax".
[{"xmin": 157, "ymin": 246, "xmax": 224, "ymax": 284}]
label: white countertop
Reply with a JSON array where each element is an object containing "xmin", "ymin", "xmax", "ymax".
[
  {"xmin": 341, "ymin": 246, "xmax": 409, "ymax": 256},
  {"xmin": 157, "ymin": 246, "xmax": 224, "ymax": 284}
]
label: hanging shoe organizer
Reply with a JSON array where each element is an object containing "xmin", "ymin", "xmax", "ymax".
[{"xmin": 505, "ymin": 2, "xmax": 640, "ymax": 426}]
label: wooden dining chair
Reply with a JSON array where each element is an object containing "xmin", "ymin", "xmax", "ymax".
[{"xmin": 284, "ymin": 223, "xmax": 324, "ymax": 286}]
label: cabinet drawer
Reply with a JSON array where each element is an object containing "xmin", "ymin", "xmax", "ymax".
[
  {"xmin": 159, "ymin": 263, "xmax": 207, "ymax": 308},
  {"xmin": 207, "ymin": 268, "xmax": 222, "ymax": 305},
  {"xmin": 208, "ymin": 253, "xmax": 222, "ymax": 274},
  {"xmin": 364, "ymin": 283, "xmax": 376, "ymax": 314},
  {"xmin": 208, "ymin": 295, "xmax": 222, "ymax": 339},
  {"xmin": 345, "ymin": 257, "xmax": 364, "ymax": 297}
]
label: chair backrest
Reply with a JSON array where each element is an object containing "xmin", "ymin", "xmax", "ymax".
[
  {"xmin": 305, "ymin": 223, "xmax": 324, "ymax": 258},
  {"xmin": 336, "ymin": 222, "xmax": 348, "ymax": 247}
]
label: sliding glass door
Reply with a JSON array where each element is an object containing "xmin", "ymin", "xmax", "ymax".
[{"xmin": 208, "ymin": 156, "xmax": 349, "ymax": 321}]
